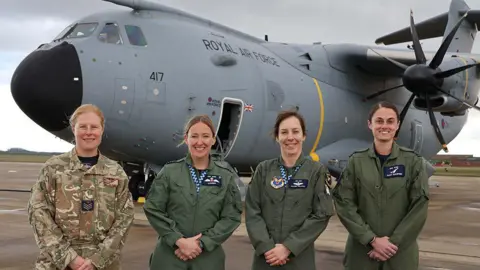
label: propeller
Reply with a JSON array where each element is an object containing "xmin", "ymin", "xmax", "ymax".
[{"xmin": 365, "ymin": 9, "xmax": 480, "ymax": 153}]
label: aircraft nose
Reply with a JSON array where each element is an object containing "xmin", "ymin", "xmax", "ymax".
[{"xmin": 10, "ymin": 41, "xmax": 83, "ymax": 132}]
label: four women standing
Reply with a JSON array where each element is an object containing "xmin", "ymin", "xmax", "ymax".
[{"xmin": 29, "ymin": 101, "xmax": 428, "ymax": 269}]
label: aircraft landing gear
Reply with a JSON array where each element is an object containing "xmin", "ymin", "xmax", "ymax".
[{"xmin": 121, "ymin": 162, "xmax": 156, "ymax": 202}]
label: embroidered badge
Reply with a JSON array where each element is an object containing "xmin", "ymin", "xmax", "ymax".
[
  {"xmin": 81, "ymin": 200, "xmax": 94, "ymax": 211},
  {"xmin": 384, "ymin": 165, "xmax": 406, "ymax": 178},
  {"xmin": 202, "ymin": 175, "xmax": 222, "ymax": 187},
  {"xmin": 287, "ymin": 179, "xmax": 308, "ymax": 189},
  {"xmin": 103, "ymin": 177, "xmax": 119, "ymax": 187},
  {"xmin": 270, "ymin": 176, "xmax": 285, "ymax": 189}
]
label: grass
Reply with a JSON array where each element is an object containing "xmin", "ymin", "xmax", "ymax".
[
  {"xmin": 433, "ymin": 166, "xmax": 480, "ymax": 177},
  {"xmin": 1, "ymin": 153, "xmax": 479, "ymax": 177},
  {"xmin": 0, "ymin": 153, "xmax": 54, "ymax": 163}
]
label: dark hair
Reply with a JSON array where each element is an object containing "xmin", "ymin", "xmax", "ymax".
[
  {"xmin": 184, "ymin": 114, "xmax": 216, "ymax": 136},
  {"xmin": 271, "ymin": 110, "xmax": 306, "ymax": 139},
  {"xmin": 368, "ymin": 101, "xmax": 400, "ymax": 121}
]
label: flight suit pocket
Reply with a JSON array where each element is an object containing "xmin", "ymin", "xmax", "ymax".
[
  {"xmin": 55, "ymin": 173, "xmax": 81, "ymax": 237},
  {"xmin": 171, "ymin": 180, "xmax": 195, "ymax": 205},
  {"xmin": 318, "ymin": 192, "xmax": 334, "ymax": 217},
  {"xmin": 264, "ymin": 177, "xmax": 286, "ymax": 204}
]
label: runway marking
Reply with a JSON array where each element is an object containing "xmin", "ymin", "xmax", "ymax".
[
  {"xmin": 7, "ymin": 170, "xmax": 17, "ymax": 173},
  {"xmin": 0, "ymin": 208, "xmax": 26, "ymax": 214}
]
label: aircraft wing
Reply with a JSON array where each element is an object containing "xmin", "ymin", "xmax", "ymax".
[{"xmin": 322, "ymin": 44, "xmax": 480, "ymax": 78}]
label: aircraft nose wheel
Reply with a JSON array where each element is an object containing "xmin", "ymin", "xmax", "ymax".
[{"xmin": 128, "ymin": 175, "xmax": 144, "ymax": 201}]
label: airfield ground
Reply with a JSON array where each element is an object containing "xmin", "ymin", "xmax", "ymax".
[{"xmin": 0, "ymin": 161, "xmax": 479, "ymax": 269}]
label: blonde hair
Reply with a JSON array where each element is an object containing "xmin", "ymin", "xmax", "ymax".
[
  {"xmin": 69, "ymin": 104, "xmax": 105, "ymax": 129},
  {"xmin": 177, "ymin": 114, "xmax": 216, "ymax": 147}
]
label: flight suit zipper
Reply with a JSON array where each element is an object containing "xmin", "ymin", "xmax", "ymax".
[
  {"xmin": 279, "ymin": 186, "xmax": 287, "ymax": 242},
  {"xmin": 191, "ymin": 169, "xmax": 199, "ymax": 239}
]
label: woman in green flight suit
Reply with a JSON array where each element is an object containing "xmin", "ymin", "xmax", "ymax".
[
  {"xmin": 333, "ymin": 101, "xmax": 430, "ymax": 270},
  {"xmin": 245, "ymin": 110, "xmax": 335, "ymax": 270},
  {"xmin": 144, "ymin": 114, "xmax": 243, "ymax": 270}
]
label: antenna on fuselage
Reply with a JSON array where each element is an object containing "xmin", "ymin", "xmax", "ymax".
[
  {"xmin": 102, "ymin": 0, "xmax": 146, "ymax": 10},
  {"xmin": 264, "ymin": 35, "xmax": 269, "ymax": 41}
]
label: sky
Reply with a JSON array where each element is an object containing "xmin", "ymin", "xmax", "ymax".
[{"xmin": 1, "ymin": 0, "xmax": 479, "ymax": 156}]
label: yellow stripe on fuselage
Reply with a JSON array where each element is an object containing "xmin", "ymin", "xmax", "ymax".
[{"xmin": 309, "ymin": 78, "xmax": 324, "ymax": 162}]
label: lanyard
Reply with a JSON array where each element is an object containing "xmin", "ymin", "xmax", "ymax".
[
  {"xmin": 279, "ymin": 164, "xmax": 302, "ymax": 186},
  {"xmin": 187, "ymin": 164, "xmax": 208, "ymax": 194}
]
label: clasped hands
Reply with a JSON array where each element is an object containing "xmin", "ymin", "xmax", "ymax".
[
  {"xmin": 367, "ymin": 236, "xmax": 398, "ymax": 262},
  {"xmin": 68, "ymin": 256, "xmax": 95, "ymax": 270},
  {"xmin": 174, "ymin": 233, "xmax": 203, "ymax": 261},
  {"xmin": 264, "ymin": 244, "xmax": 291, "ymax": 266}
]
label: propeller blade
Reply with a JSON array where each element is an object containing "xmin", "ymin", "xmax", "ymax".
[
  {"xmin": 425, "ymin": 95, "xmax": 449, "ymax": 153},
  {"xmin": 369, "ymin": 48, "xmax": 409, "ymax": 70},
  {"xmin": 394, "ymin": 93, "xmax": 416, "ymax": 139},
  {"xmin": 434, "ymin": 62, "xmax": 480, "ymax": 78},
  {"xmin": 433, "ymin": 85, "xmax": 480, "ymax": 112},
  {"xmin": 363, "ymin": 85, "xmax": 404, "ymax": 101},
  {"xmin": 410, "ymin": 9, "xmax": 427, "ymax": 64},
  {"xmin": 429, "ymin": 11, "xmax": 469, "ymax": 69}
]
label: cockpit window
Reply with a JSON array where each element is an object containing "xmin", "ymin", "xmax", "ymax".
[
  {"xmin": 54, "ymin": 23, "xmax": 98, "ymax": 41},
  {"xmin": 125, "ymin": 25, "xmax": 148, "ymax": 46},
  {"xmin": 98, "ymin": 23, "xmax": 123, "ymax": 45}
]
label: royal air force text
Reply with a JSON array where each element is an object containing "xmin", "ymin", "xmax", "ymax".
[{"xmin": 202, "ymin": 39, "xmax": 280, "ymax": 67}]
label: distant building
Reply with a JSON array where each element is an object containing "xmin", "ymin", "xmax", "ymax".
[{"xmin": 430, "ymin": 154, "xmax": 480, "ymax": 167}]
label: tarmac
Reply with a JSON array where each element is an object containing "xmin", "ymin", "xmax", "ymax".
[{"xmin": 0, "ymin": 162, "xmax": 479, "ymax": 270}]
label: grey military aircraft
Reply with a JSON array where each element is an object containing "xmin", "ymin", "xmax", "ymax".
[{"xmin": 10, "ymin": 0, "xmax": 480, "ymax": 201}]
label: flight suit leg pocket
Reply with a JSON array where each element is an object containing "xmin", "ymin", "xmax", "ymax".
[{"xmin": 318, "ymin": 192, "xmax": 334, "ymax": 217}]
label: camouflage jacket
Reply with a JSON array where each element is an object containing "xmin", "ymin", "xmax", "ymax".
[{"xmin": 27, "ymin": 148, "xmax": 135, "ymax": 270}]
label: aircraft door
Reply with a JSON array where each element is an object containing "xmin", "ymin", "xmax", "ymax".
[
  {"xmin": 213, "ymin": 97, "xmax": 245, "ymax": 158},
  {"xmin": 112, "ymin": 78, "xmax": 135, "ymax": 120},
  {"xmin": 410, "ymin": 120, "xmax": 423, "ymax": 153}
]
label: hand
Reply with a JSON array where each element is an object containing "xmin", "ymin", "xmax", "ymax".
[
  {"xmin": 77, "ymin": 259, "xmax": 95, "ymax": 270},
  {"xmin": 68, "ymin": 256, "xmax": 85, "ymax": 270},
  {"xmin": 371, "ymin": 237, "xmax": 398, "ymax": 260},
  {"xmin": 175, "ymin": 233, "xmax": 203, "ymax": 260},
  {"xmin": 175, "ymin": 248, "xmax": 189, "ymax": 261},
  {"xmin": 264, "ymin": 244, "xmax": 291, "ymax": 266},
  {"xmin": 368, "ymin": 249, "xmax": 389, "ymax": 262}
]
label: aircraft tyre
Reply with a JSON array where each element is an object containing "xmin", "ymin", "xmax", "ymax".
[{"xmin": 128, "ymin": 175, "xmax": 144, "ymax": 201}]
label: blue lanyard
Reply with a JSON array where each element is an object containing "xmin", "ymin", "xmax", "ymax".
[
  {"xmin": 187, "ymin": 164, "xmax": 208, "ymax": 194},
  {"xmin": 279, "ymin": 164, "xmax": 302, "ymax": 186}
]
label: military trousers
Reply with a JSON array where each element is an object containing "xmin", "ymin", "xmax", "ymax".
[{"xmin": 149, "ymin": 237, "xmax": 226, "ymax": 270}]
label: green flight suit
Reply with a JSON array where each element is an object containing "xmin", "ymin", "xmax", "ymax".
[
  {"xmin": 245, "ymin": 155, "xmax": 334, "ymax": 270},
  {"xmin": 143, "ymin": 154, "xmax": 243, "ymax": 270},
  {"xmin": 332, "ymin": 142, "xmax": 429, "ymax": 270}
]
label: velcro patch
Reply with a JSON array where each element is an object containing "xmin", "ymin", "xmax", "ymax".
[
  {"xmin": 288, "ymin": 179, "xmax": 308, "ymax": 189},
  {"xmin": 384, "ymin": 165, "xmax": 405, "ymax": 178},
  {"xmin": 81, "ymin": 200, "xmax": 94, "ymax": 211},
  {"xmin": 202, "ymin": 175, "xmax": 222, "ymax": 187}
]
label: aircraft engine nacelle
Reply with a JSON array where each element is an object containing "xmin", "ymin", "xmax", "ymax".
[{"xmin": 413, "ymin": 57, "xmax": 480, "ymax": 115}]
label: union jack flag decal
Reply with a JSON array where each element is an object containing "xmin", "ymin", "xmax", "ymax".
[{"xmin": 244, "ymin": 104, "xmax": 254, "ymax": 112}]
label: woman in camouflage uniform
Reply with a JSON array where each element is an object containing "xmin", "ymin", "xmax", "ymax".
[{"xmin": 27, "ymin": 104, "xmax": 135, "ymax": 270}]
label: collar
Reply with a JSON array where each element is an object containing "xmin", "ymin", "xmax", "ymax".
[
  {"xmin": 367, "ymin": 141, "xmax": 400, "ymax": 159},
  {"xmin": 277, "ymin": 152, "xmax": 307, "ymax": 168},
  {"xmin": 185, "ymin": 153, "xmax": 216, "ymax": 171},
  {"xmin": 68, "ymin": 147, "xmax": 107, "ymax": 173}
]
